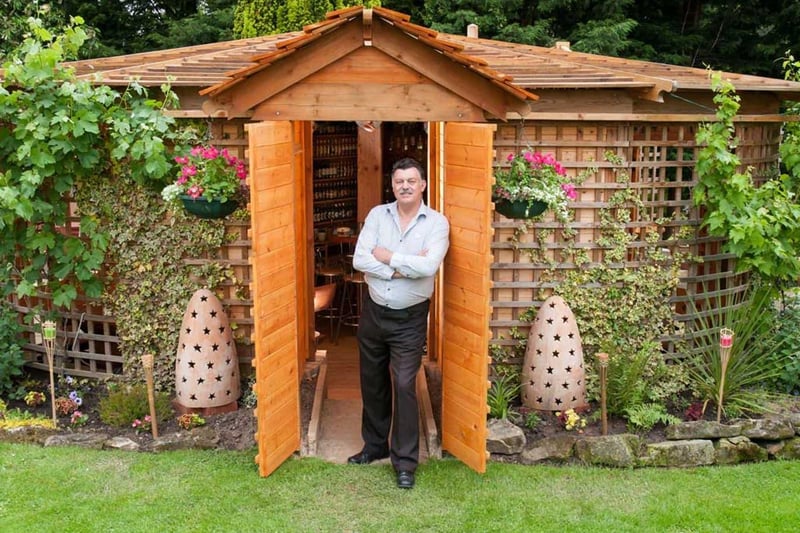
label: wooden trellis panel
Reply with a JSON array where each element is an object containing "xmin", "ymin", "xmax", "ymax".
[
  {"xmin": 490, "ymin": 120, "xmax": 782, "ymax": 357},
  {"xmin": 13, "ymin": 293, "xmax": 123, "ymax": 379}
]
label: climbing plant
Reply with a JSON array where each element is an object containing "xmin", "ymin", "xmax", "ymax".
[
  {"xmin": 0, "ymin": 18, "xmax": 180, "ymax": 310},
  {"xmin": 694, "ymin": 71, "xmax": 800, "ymax": 286},
  {"xmin": 76, "ymin": 176, "xmax": 234, "ymax": 390},
  {"xmin": 521, "ymin": 154, "xmax": 694, "ymax": 418}
]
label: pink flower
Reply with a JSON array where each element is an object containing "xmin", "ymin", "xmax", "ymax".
[
  {"xmin": 174, "ymin": 156, "xmax": 189, "ymax": 165},
  {"xmin": 506, "ymin": 153, "xmax": 515, "ymax": 162},
  {"xmin": 187, "ymin": 185, "xmax": 204, "ymax": 199},
  {"xmin": 561, "ymin": 183, "xmax": 577, "ymax": 200},
  {"xmin": 201, "ymin": 146, "xmax": 219, "ymax": 159}
]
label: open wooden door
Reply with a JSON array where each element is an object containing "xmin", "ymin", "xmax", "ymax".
[
  {"xmin": 248, "ymin": 121, "xmax": 302, "ymax": 477},
  {"xmin": 440, "ymin": 122, "xmax": 495, "ymax": 473}
]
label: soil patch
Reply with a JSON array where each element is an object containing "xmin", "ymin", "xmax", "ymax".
[{"xmin": 4, "ymin": 369, "xmax": 317, "ymax": 452}]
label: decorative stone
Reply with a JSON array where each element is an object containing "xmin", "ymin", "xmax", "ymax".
[
  {"xmin": 175, "ymin": 289, "xmax": 240, "ymax": 413},
  {"xmin": 666, "ymin": 421, "xmax": 742, "ymax": 440},
  {"xmin": 104, "ymin": 436, "xmax": 141, "ymax": 451},
  {"xmin": 737, "ymin": 417, "xmax": 795, "ymax": 440},
  {"xmin": 641, "ymin": 439, "xmax": 715, "ymax": 467},
  {"xmin": 714, "ymin": 436, "xmax": 767, "ymax": 464},
  {"xmin": 521, "ymin": 295, "xmax": 586, "ymax": 411},
  {"xmin": 574, "ymin": 434, "xmax": 642, "ymax": 467},
  {"xmin": 520, "ymin": 434, "xmax": 578, "ymax": 464},
  {"xmin": 44, "ymin": 432, "xmax": 109, "ymax": 449},
  {"xmin": 772, "ymin": 437, "xmax": 800, "ymax": 460},
  {"xmin": 487, "ymin": 418, "xmax": 526, "ymax": 455},
  {"xmin": 0, "ymin": 425, "xmax": 58, "ymax": 445}
]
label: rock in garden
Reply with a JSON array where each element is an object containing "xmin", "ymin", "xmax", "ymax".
[
  {"xmin": 44, "ymin": 432, "xmax": 110, "ymax": 450},
  {"xmin": 104, "ymin": 436, "xmax": 140, "ymax": 451},
  {"xmin": 487, "ymin": 418, "xmax": 526, "ymax": 455},
  {"xmin": 771, "ymin": 437, "xmax": 800, "ymax": 460},
  {"xmin": 0, "ymin": 425, "xmax": 58, "ymax": 445},
  {"xmin": 520, "ymin": 434, "xmax": 578, "ymax": 464},
  {"xmin": 641, "ymin": 439, "xmax": 715, "ymax": 467},
  {"xmin": 714, "ymin": 436, "xmax": 767, "ymax": 464},
  {"xmin": 737, "ymin": 417, "xmax": 795, "ymax": 440},
  {"xmin": 574, "ymin": 434, "xmax": 642, "ymax": 467},
  {"xmin": 666, "ymin": 421, "xmax": 741, "ymax": 440}
]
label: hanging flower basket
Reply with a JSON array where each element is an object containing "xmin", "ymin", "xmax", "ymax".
[
  {"xmin": 180, "ymin": 195, "xmax": 239, "ymax": 219},
  {"xmin": 493, "ymin": 198, "xmax": 548, "ymax": 219}
]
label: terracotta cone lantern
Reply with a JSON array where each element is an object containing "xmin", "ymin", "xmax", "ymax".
[
  {"xmin": 521, "ymin": 295, "xmax": 586, "ymax": 411},
  {"xmin": 175, "ymin": 289, "xmax": 240, "ymax": 415}
]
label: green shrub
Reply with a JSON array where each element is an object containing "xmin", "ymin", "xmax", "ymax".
[
  {"xmin": 767, "ymin": 296, "xmax": 800, "ymax": 396},
  {"xmin": 488, "ymin": 371, "xmax": 521, "ymax": 420},
  {"xmin": 98, "ymin": 384, "xmax": 173, "ymax": 428},
  {"xmin": 624, "ymin": 403, "xmax": 680, "ymax": 433},
  {"xmin": 0, "ymin": 301, "xmax": 25, "ymax": 400},
  {"xmin": 686, "ymin": 284, "xmax": 785, "ymax": 419}
]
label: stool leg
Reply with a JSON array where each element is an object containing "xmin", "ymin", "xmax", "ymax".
[{"xmin": 335, "ymin": 280, "xmax": 351, "ymax": 341}]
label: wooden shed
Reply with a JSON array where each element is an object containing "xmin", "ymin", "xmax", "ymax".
[{"xmin": 25, "ymin": 6, "xmax": 800, "ymax": 476}]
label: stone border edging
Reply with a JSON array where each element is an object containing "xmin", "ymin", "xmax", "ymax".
[{"xmin": 489, "ymin": 414, "xmax": 800, "ymax": 467}]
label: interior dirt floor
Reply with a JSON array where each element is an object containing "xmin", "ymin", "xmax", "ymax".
[{"xmin": 309, "ymin": 324, "xmax": 434, "ymax": 465}]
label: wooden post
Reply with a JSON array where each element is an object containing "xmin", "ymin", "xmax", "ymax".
[
  {"xmin": 597, "ymin": 352, "xmax": 609, "ymax": 436},
  {"xmin": 141, "ymin": 353, "xmax": 159, "ymax": 438}
]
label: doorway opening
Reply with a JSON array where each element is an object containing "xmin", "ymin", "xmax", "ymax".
[{"xmin": 308, "ymin": 120, "xmax": 436, "ymax": 462}]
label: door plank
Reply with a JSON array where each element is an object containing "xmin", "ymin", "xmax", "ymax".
[
  {"xmin": 248, "ymin": 121, "xmax": 302, "ymax": 478},
  {"xmin": 440, "ymin": 122, "xmax": 495, "ymax": 473}
]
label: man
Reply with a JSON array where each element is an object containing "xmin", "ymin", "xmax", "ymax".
[{"xmin": 347, "ymin": 157, "xmax": 450, "ymax": 489}]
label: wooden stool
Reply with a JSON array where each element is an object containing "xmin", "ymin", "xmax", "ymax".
[
  {"xmin": 337, "ymin": 271, "xmax": 366, "ymax": 338},
  {"xmin": 315, "ymin": 265, "xmax": 344, "ymax": 343}
]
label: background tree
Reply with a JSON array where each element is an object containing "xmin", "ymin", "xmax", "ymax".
[
  {"xmin": 0, "ymin": 0, "xmax": 66, "ymax": 58},
  {"xmin": 57, "ymin": 0, "xmax": 237, "ymax": 56},
  {"xmin": 234, "ymin": 0, "xmax": 380, "ymax": 38},
  {"xmin": 407, "ymin": 0, "xmax": 800, "ymax": 77}
]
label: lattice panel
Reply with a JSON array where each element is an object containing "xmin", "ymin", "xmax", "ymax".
[{"xmin": 490, "ymin": 120, "xmax": 781, "ymax": 357}]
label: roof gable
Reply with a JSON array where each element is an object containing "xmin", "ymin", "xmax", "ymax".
[{"xmin": 200, "ymin": 7, "xmax": 535, "ymax": 121}]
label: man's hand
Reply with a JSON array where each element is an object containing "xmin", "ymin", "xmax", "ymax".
[{"xmin": 372, "ymin": 246, "xmax": 393, "ymax": 265}]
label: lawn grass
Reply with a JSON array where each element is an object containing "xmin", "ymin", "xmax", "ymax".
[{"xmin": 2, "ymin": 443, "xmax": 799, "ymax": 532}]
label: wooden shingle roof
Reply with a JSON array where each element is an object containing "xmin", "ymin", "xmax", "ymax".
[{"xmin": 65, "ymin": 6, "xmax": 800, "ymax": 99}]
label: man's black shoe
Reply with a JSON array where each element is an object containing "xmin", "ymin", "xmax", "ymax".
[
  {"xmin": 396, "ymin": 470, "xmax": 415, "ymax": 489},
  {"xmin": 347, "ymin": 449, "xmax": 389, "ymax": 465}
]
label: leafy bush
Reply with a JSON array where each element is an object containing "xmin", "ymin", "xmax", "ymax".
[
  {"xmin": 686, "ymin": 285, "xmax": 785, "ymax": 418},
  {"xmin": 0, "ymin": 301, "xmax": 25, "ymax": 400},
  {"xmin": 488, "ymin": 371, "xmax": 521, "ymax": 420},
  {"xmin": 624, "ymin": 403, "xmax": 680, "ymax": 433},
  {"xmin": 98, "ymin": 384, "xmax": 173, "ymax": 428},
  {"xmin": 764, "ymin": 295, "xmax": 800, "ymax": 396}
]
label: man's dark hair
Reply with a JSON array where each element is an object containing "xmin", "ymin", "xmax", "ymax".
[{"xmin": 392, "ymin": 157, "xmax": 425, "ymax": 180}]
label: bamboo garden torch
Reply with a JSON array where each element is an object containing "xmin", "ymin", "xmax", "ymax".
[
  {"xmin": 42, "ymin": 320, "xmax": 58, "ymax": 426},
  {"xmin": 597, "ymin": 352, "xmax": 609, "ymax": 436},
  {"xmin": 717, "ymin": 328, "xmax": 734, "ymax": 423},
  {"xmin": 141, "ymin": 353, "xmax": 159, "ymax": 438}
]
